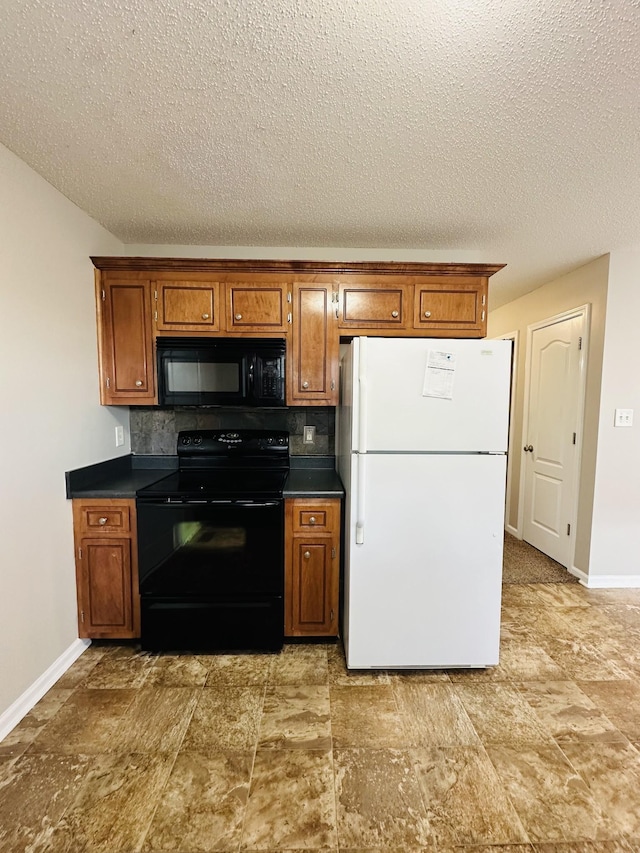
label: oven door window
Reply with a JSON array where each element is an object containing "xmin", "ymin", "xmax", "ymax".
[{"xmin": 138, "ymin": 501, "xmax": 283, "ymax": 598}]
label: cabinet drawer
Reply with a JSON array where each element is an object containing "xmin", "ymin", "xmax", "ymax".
[
  {"xmin": 413, "ymin": 278, "xmax": 486, "ymax": 335},
  {"xmin": 155, "ymin": 280, "xmax": 220, "ymax": 332},
  {"xmin": 290, "ymin": 500, "xmax": 339, "ymax": 534},
  {"xmin": 339, "ymin": 285, "xmax": 409, "ymax": 329},
  {"xmin": 76, "ymin": 503, "xmax": 131, "ymax": 535},
  {"xmin": 225, "ymin": 283, "xmax": 289, "ymax": 331}
]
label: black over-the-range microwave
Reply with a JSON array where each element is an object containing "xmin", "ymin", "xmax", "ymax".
[{"xmin": 156, "ymin": 337, "xmax": 286, "ymax": 407}]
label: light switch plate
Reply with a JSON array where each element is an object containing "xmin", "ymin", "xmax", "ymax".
[
  {"xmin": 115, "ymin": 425, "xmax": 125, "ymax": 446},
  {"xmin": 614, "ymin": 408, "xmax": 633, "ymax": 427}
]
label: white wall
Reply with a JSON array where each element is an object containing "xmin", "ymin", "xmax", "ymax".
[
  {"xmin": 0, "ymin": 144, "xmax": 126, "ymax": 717},
  {"xmin": 488, "ymin": 256, "xmax": 609, "ymax": 576},
  {"xmin": 589, "ymin": 249, "xmax": 640, "ymax": 582},
  {"xmin": 125, "ymin": 243, "xmax": 489, "ymax": 263}
]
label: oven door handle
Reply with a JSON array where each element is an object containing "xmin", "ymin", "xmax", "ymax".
[{"xmin": 234, "ymin": 500, "xmax": 280, "ymax": 507}]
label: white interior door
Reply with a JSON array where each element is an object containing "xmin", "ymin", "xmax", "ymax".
[{"xmin": 522, "ymin": 310, "xmax": 587, "ymax": 566}]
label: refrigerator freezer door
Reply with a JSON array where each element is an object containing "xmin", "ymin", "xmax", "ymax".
[
  {"xmin": 354, "ymin": 337, "xmax": 511, "ymax": 453},
  {"xmin": 343, "ymin": 452, "xmax": 506, "ymax": 669}
]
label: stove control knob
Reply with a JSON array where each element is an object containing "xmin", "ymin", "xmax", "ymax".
[
  {"xmin": 266, "ymin": 437, "xmax": 274, "ymax": 444},
  {"xmin": 278, "ymin": 436, "xmax": 286, "ymax": 445},
  {"xmin": 181, "ymin": 436, "xmax": 191, "ymax": 446},
  {"xmin": 193, "ymin": 435, "xmax": 203, "ymax": 445}
]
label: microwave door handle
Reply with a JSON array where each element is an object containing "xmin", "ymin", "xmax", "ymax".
[{"xmin": 248, "ymin": 358, "xmax": 255, "ymax": 393}]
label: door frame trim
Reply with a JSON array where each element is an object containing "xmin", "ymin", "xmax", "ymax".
[
  {"xmin": 493, "ymin": 329, "xmax": 519, "ymax": 537},
  {"xmin": 518, "ymin": 304, "xmax": 591, "ymax": 569}
]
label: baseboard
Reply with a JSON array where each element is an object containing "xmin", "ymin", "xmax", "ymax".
[
  {"xmin": 0, "ymin": 638, "xmax": 91, "ymax": 742},
  {"xmin": 505, "ymin": 524, "xmax": 520, "ymax": 538},
  {"xmin": 581, "ymin": 574, "xmax": 640, "ymax": 589}
]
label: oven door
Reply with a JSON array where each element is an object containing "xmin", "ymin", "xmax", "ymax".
[{"xmin": 137, "ymin": 498, "xmax": 284, "ymax": 651}]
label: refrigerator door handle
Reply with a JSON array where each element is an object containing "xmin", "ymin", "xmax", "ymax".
[
  {"xmin": 357, "ymin": 337, "xmax": 368, "ymax": 453},
  {"xmin": 355, "ymin": 452, "xmax": 366, "ymax": 544}
]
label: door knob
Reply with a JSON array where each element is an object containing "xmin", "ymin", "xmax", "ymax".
[
  {"xmin": 201, "ymin": 313, "xmax": 210, "ymax": 320},
  {"xmin": 235, "ymin": 313, "xmax": 242, "ymax": 321},
  {"xmin": 135, "ymin": 380, "xmax": 143, "ymax": 387},
  {"xmin": 303, "ymin": 551, "xmax": 311, "ymax": 560},
  {"xmin": 391, "ymin": 310, "xmax": 399, "ymax": 318},
  {"xmin": 524, "ymin": 444, "xmax": 534, "ymax": 452},
  {"xmin": 302, "ymin": 381, "xmax": 309, "ymax": 389},
  {"xmin": 424, "ymin": 310, "xmax": 432, "ymax": 318}
]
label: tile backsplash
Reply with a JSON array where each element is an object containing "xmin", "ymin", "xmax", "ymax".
[{"xmin": 130, "ymin": 407, "xmax": 335, "ymax": 456}]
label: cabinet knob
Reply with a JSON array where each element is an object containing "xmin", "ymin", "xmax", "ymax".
[
  {"xmin": 302, "ymin": 381, "xmax": 309, "ymax": 389},
  {"xmin": 201, "ymin": 313, "xmax": 210, "ymax": 320},
  {"xmin": 303, "ymin": 551, "xmax": 311, "ymax": 560},
  {"xmin": 391, "ymin": 310, "xmax": 399, "ymax": 318},
  {"xmin": 424, "ymin": 310, "xmax": 432, "ymax": 318},
  {"xmin": 309, "ymin": 516, "xmax": 316, "ymax": 525},
  {"xmin": 98, "ymin": 517, "xmax": 108, "ymax": 525},
  {"xmin": 235, "ymin": 313, "xmax": 242, "ymax": 321},
  {"xmin": 135, "ymin": 380, "xmax": 143, "ymax": 387}
]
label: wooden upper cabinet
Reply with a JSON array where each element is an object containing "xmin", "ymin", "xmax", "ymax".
[
  {"xmin": 338, "ymin": 283, "xmax": 410, "ymax": 331},
  {"xmin": 91, "ymin": 259, "xmax": 505, "ymax": 405},
  {"xmin": 288, "ymin": 282, "xmax": 339, "ymax": 406},
  {"xmin": 413, "ymin": 277, "xmax": 487, "ymax": 337},
  {"xmin": 225, "ymin": 282, "xmax": 290, "ymax": 332},
  {"xmin": 155, "ymin": 280, "xmax": 220, "ymax": 332},
  {"xmin": 97, "ymin": 276, "xmax": 156, "ymax": 404}
]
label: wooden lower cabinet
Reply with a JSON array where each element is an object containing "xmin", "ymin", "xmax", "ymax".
[
  {"xmin": 285, "ymin": 498, "xmax": 340, "ymax": 637},
  {"xmin": 72, "ymin": 498, "xmax": 140, "ymax": 639}
]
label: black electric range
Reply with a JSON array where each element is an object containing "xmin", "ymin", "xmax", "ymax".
[{"xmin": 136, "ymin": 429, "xmax": 290, "ymax": 652}]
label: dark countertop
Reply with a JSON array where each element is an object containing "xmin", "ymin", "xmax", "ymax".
[
  {"xmin": 66, "ymin": 454, "xmax": 343, "ymax": 499},
  {"xmin": 283, "ymin": 458, "xmax": 344, "ymax": 498}
]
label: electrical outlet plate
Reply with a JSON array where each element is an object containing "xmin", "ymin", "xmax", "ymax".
[
  {"xmin": 115, "ymin": 425, "xmax": 125, "ymax": 446},
  {"xmin": 303, "ymin": 425, "xmax": 316, "ymax": 444},
  {"xmin": 614, "ymin": 408, "xmax": 633, "ymax": 427}
]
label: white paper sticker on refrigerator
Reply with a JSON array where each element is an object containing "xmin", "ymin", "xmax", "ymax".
[{"xmin": 423, "ymin": 350, "xmax": 456, "ymax": 399}]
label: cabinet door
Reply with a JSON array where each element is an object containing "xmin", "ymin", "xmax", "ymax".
[
  {"xmin": 285, "ymin": 499, "xmax": 340, "ymax": 637},
  {"xmin": 288, "ymin": 283, "xmax": 339, "ymax": 405},
  {"xmin": 98, "ymin": 277, "xmax": 156, "ymax": 404},
  {"xmin": 338, "ymin": 284, "xmax": 410, "ymax": 331},
  {"xmin": 225, "ymin": 282, "xmax": 289, "ymax": 332},
  {"xmin": 76, "ymin": 538, "xmax": 134, "ymax": 637},
  {"xmin": 413, "ymin": 278, "xmax": 487, "ymax": 337},
  {"xmin": 73, "ymin": 499, "xmax": 140, "ymax": 639},
  {"xmin": 155, "ymin": 281, "xmax": 220, "ymax": 332}
]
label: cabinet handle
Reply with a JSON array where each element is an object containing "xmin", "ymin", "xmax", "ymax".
[
  {"xmin": 135, "ymin": 380, "xmax": 143, "ymax": 387},
  {"xmin": 424, "ymin": 311, "xmax": 432, "ymax": 318},
  {"xmin": 98, "ymin": 517, "xmax": 108, "ymax": 525},
  {"xmin": 391, "ymin": 310, "xmax": 399, "ymax": 318},
  {"xmin": 235, "ymin": 313, "xmax": 242, "ymax": 321},
  {"xmin": 309, "ymin": 516, "xmax": 316, "ymax": 525},
  {"xmin": 303, "ymin": 551, "xmax": 311, "ymax": 559},
  {"xmin": 302, "ymin": 381, "xmax": 309, "ymax": 389},
  {"xmin": 201, "ymin": 313, "xmax": 210, "ymax": 320}
]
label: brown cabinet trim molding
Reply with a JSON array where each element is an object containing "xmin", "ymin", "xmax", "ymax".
[{"xmin": 92, "ymin": 257, "xmax": 505, "ymax": 278}]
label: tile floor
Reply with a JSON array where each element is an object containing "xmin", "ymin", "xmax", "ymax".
[{"xmin": 2, "ymin": 583, "xmax": 640, "ymax": 852}]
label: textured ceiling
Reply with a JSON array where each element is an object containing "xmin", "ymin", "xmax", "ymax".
[{"xmin": 1, "ymin": 0, "xmax": 639, "ymax": 307}]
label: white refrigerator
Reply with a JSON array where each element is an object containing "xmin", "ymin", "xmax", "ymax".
[{"xmin": 337, "ymin": 336, "xmax": 512, "ymax": 669}]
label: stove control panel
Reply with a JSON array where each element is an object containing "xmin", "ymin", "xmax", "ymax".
[{"xmin": 177, "ymin": 430, "xmax": 289, "ymax": 456}]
